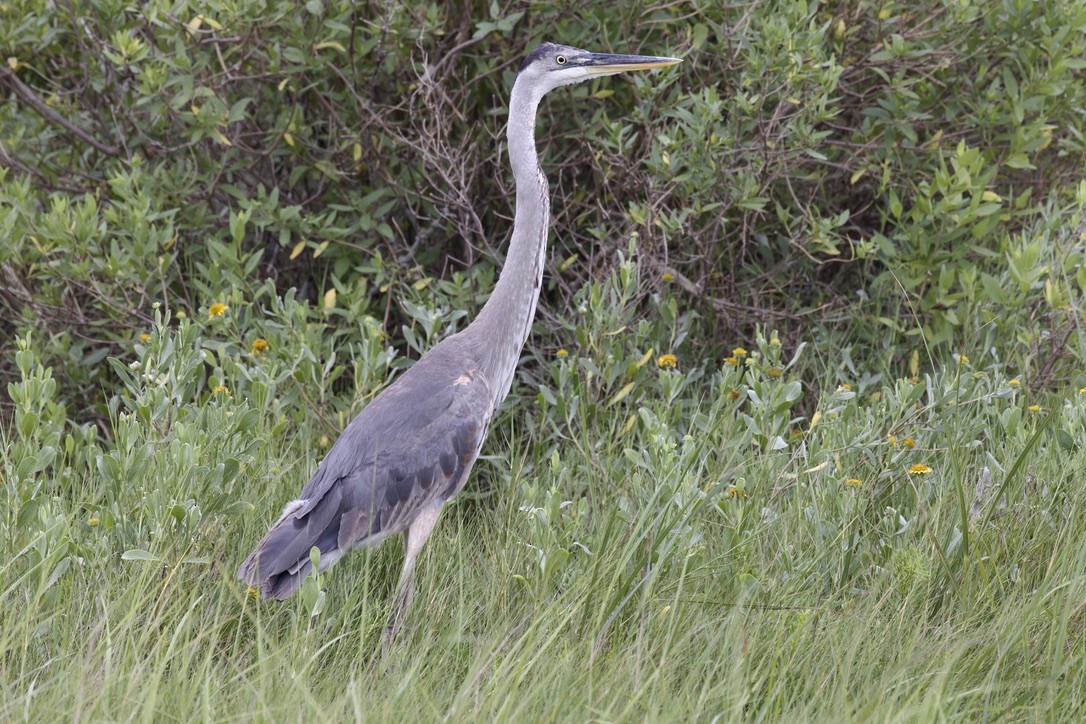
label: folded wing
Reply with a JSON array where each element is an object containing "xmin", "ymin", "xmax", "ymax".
[{"xmin": 237, "ymin": 357, "xmax": 493, "ymax": 600}]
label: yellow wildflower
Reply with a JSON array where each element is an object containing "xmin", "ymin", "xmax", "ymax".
[
  {"xmin": 727, "ymin": 389, "xmax": 741, "ymax": 400},
  {"xmin": 657, "ymin": 354, "xmax": 678, "ymax": 369},
  {"xmin": 903, "ymin": 437, "xmax": 916, "ymax": 448},
  {"xmin": 723, "ymin": 356, "xmax": 739, "ymax": 366},
  {"xmin": 1079, "ymin": 386, "xmax": 1086, "ymax": 395},
  {"xmin": 556, "ymin": 348, "xmax": 569, "ymax": 358},
  {"xmin": 251, "ymin": 338, "xmax": 270, "ymax": 355},
  {"xmin": 246, "ymin": 586, "xmax": 260, "ymax": 601},
  {"xmin": 838, "ymin": 383, "xmax": 852, "ymax": 392},
  {"xmin": 88, "ymin": 517, "xmax": 100, "ymax": 526},
  {"xmin": 907, "ymin": 464, "xmax": 933, "ymax": 475},
  {"xmin": 887, "ymin": 434, "xmax": 898, "ymax": 447},
  {"xmin": 661, "ymin": 272, "xmax": 675, "ymax": 281},
  {"xmin": 844, "ymin": 478, "xmax": 862, "ymax": 487},
  {"xmin": 208, "ymin": 302, "xmax": 228, "ymax": 319},
  {"xmin": 213, "ymin": 385, "xmax": 229, "ymax": 396},
  {"xmin": 1028, "ymin": 404, "xmax": 1041, "ymax": 412},
  {"xmin": 1009, "ymin": 379, "xmax": 1020, "ymax": 387},
  {"xmin": 725, "ymin": 484, "xmax": 748, "ymax": 499},
  {"xmin": 958, "ymin": 354, "xmax": 969, "ymax": 364},
  {"xmin": 733, "ymin": 347, "xmax": 748, "ymax": 357},
  {"xmin": 139, "ymin": 333, "xmax": 151, "ymax": 343},
  {"xmin": 770, "ymin": 337, "xmax": 781, "ymax": 345},
  {"xmin": 766, "ymin": 367, "xmax": 783, "ymax": 378}
]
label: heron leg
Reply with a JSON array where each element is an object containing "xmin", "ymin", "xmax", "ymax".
[{"xmin": 385, "ymin": 502, "xmax": 443, "ymax": 642}]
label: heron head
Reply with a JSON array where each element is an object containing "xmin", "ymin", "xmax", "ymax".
[{"xmin": 518, "ymin": 42, "xmax": 681, "ymax": 95}]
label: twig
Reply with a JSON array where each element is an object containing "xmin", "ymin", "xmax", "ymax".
[{"xmin": 0, "ymin": 65, "xmax": 120, "ymax": 156}]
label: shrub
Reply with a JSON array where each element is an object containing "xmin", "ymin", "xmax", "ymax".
[{"xmin": 4, "ymin": 0, "xmax": 1086, "ymax": 414}]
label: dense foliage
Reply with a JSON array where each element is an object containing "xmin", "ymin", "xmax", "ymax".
[
  {"xmin": 4, "ymin": 0, "xmax": 1086, "ymax": 405},
  {"xmin": 3, "ymin": 0, "xmax": 1086, "ymax": 719}
]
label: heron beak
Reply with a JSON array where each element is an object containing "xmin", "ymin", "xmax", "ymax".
[{"xmin": 581, "ymin": 52, "xmax": 682, "ymax": 75}]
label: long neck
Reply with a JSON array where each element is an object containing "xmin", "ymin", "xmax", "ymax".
[{"xmin": 469, "ymin": 76, "xmax": 550, "ymax": 404}]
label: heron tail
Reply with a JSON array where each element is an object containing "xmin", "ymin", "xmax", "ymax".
[{"xmin": 237, "ymin": 495, "xmax": 346, "ymax": 601}]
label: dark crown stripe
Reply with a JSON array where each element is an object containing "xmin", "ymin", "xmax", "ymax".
[{"xmin": 519, "ymin": 42, "xmax": 556, "ymax": 73}]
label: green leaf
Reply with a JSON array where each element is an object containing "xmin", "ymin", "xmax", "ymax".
[{"xmin": 121, "ymin": 549, "xmax": 160, "ymax": 562}]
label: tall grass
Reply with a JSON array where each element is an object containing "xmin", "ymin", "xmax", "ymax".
[{"xmin": 2, "ymin": 274, "xmax": 1084, "ymax": 720}]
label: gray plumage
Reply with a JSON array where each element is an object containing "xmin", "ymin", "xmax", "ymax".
[
  {"xmin": 238, "ymin": 42, "xmax": 680, "ymax": 614},
  {"xmin": 238, "ymin": 347, "xmax": 492, "ymax": 599}
]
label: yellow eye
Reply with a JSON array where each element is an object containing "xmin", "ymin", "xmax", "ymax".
[{"xmin": 556, "ymin": 55, "xmax": 567, "ymax": 65}]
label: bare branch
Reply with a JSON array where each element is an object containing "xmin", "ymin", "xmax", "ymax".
[{"xmin": 0, "ymin": 64, "xmax": 120, "ymax": 156}]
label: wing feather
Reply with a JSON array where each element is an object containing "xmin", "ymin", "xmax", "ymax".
[{"xmin": 237, "ymin": 348, "xmax": 493, "ymax": 600}]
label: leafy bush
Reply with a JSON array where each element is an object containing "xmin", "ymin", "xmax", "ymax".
[{"xmin": 4, "ymin": 0, "xmax": 1086, "ymax": 411}]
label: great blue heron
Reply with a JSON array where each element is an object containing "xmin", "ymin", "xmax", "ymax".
[{"xmin": 238, "ymin": 42, "xmax": 680, "ymax": 621}]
